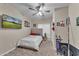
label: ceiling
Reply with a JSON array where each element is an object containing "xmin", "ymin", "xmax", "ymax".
[{"xmin": 12, "ymin": 3, "xmax": 69, "ymax": 21}]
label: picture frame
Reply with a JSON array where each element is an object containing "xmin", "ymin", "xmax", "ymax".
[
  {"xmin": 60, "ymin": 21, "xmax": 65, "ymax": 27},
  {"xmin": 0, "ymin": 14, "xmax": 22, "ymax": 29},
  {"xmin": 33, "ymin": 24, "xmax": 36, "ymax": 27},
  {"xmin": 57, "ymin": 22, "xmax": 60, "ymax": 26},
  {"xmin": 24, "ymin": 21, "xmax": 30, "ymax": 27}
]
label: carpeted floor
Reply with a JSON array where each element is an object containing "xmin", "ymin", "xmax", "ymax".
[{"xmin": 4, "ymin": 40, "xmax": 56, "ymax": 56}]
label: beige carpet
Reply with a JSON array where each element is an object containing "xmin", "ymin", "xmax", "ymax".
[{"xmin": 4, "ymin": 40, "xmax": 56, "ymax": 56}]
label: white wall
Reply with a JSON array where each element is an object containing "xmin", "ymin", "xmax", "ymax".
[
  {"xmin": 0, "ymin": 4, "xmax": 31, "ymax": 55},
  {"xmin": 51, "ymin": 9, "xmax": 56, "ymax": 51},
  {"xmin": 31, "ymin": 19, "xmax": 51, "ymax": 24},
  {"xmin": 69, "ymin": 4, "xmax": 79, "ymax": 49},
  {"xmin": 31, "ymin": 19, "xmax": 51, "ymax": 28},
  {"xmin": 55, "ymin": 7, "xmax": 68, "ymax": 43},
  {"xmin": 55, "ymin": 4, "xmax": 79, "ymax": 49}
]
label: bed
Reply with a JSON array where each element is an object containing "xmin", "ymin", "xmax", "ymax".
[{"xmin": 17, "ymin": 28, "xmax": 43, "ymax": 51}]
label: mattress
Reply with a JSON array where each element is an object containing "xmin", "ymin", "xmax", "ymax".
[{"xmin": 17, "ymin": 35, "xmax": 43, "ymax": 51}]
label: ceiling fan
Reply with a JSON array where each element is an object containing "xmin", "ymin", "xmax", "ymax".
[{"xmin": 28, "ymin": 3, "xmax": 50, "ymax": 16}]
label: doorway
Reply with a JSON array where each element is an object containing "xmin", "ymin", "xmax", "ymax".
[{"xmin": 38, "ymin": 23, "xmax": 51, "ymax": 40}]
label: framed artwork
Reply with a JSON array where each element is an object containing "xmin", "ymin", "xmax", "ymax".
[
  {"xmin": 33, "ymin": 24, "xmax": 36, "ymax": 27},
  {"xmin": 0, "ymin": 14, "xmax": 22, "ymax": 29},
  {"xmin": 60, "ymin": 21, "xmax": 65, "ymax": 27},
  {"xmin": 76, "ymin": 17, "xmax": 79, "ymax": 26},
  {"xmin": 57, "ymin": 22, "xmax": 60, "ymax": 26},
  {"xmin": 24, "ymin": 21, "xmax": 30, "ymax": 27}
]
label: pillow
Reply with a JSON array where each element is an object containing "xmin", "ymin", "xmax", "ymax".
[
  {"xmin": 30, "ymin": 32, "xmax": 36, "ymax": 35},
  {"xmin": 30, "ymin": 32, "xmax": 40, "ymax": 35}
]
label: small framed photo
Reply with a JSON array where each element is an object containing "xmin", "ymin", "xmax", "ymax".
[
  {"xmin": 57, "ymin": 22, "xmax": 60, "ymax": 26},
  {"xmin": 33, "ymin": 24, "xmax": 36, "ymax": 27},
  {"xmin": 24, "ymin": 21, "xmax": 30, "ymax": 27}
]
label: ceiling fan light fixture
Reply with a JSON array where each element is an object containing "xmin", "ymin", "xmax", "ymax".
[{"xmin": 28, "ymin": 3, "xmax": 50, "ymax": 16}]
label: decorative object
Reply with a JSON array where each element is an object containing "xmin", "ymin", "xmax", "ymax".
[
  {"xmin": 57, "ymin": 21, "xmax": 65, "ymax": 27},
  {"xmin": 1, "ymin": 14, "xmax": 22, "ymax": 29},
  {"xmin": 76, "ymin": 17, "xmax": 79, "ymax": 26},
  {"xmin": 57, "ymin": 22, "xmax": 60, "ymax": 26},
  {"xmin": 52, "ymin": 22, "xmax": 55, "ymax": 31},
  {"xmin": 60, "ymin": 21, "xmax": 65, "ymax": 27},
  {"xmin": 33, "ymin": 24, "xmax": 36, "ymax": 27},
  {"xmin": 24, "ymin": 21, "xmax": 30, "ymax": 27}
]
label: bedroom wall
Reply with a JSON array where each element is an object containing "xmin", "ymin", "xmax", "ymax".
[
  {"xmin": 55, "ymin": 7, "xmax": 68, "ymax": 43},
  {"xmin": 69, "ymin": 4, "xmax": 79, "ymax": 49},
  {"xmin": 31, "ymin": 18, "xmax": 51, "ymax": 28},
  {"xmin": 0, "ymin": 4, "xmax": 31, "ymax": 55},
  {"xmin": 55, "ymin": 4, "xmax": 79, "ymax": 50},
  {"xmin": 31, "ymin": 19, "xmax": 51, "ymax": 24}
]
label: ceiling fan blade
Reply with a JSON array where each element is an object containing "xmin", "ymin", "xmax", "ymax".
[
  {"xmin": 29, "ymin": 8, "xmax": 35, "ymax": 10},
  {"xmin": 45, "ymin": 10, "xmax": 50, "ymax": 13},
  {"xmin": 35, "ymin": 6, "xmax": 40, "ymax": 11},
  {"xmin": 32, "ymin": 12, "xmax": 38, "ymax": 16}
]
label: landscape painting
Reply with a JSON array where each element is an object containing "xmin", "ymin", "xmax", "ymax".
[
  {"xmin": 2, "ymin": 14, "xmax": 22, "ymax": 29},
  {"xmin": 0, "ymin": 15, "xmax": 2, "ymax": 28}
]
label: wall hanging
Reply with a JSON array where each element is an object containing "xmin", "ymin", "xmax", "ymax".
[
  {"xmin": 33, "ymin": 24, "xmax": 36, "ymax": 27},
  {"xmin": 24, "ymin": 21, "xmax": 30, "ymax": 27},
  {"xmin": 57, "ymin": 22, "xmax": 60, "ymax": 26},
  {"xmin": 0, "ymin": 14, "xmax": 22, "ymax": 29}
]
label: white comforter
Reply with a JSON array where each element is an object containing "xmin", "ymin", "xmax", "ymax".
[{"xmin": 17, "ymin": 35, "xmax": 43, "ymax": 51}]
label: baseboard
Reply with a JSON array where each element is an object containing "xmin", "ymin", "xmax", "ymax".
[{"xmin": 0, "ymin": 47, "xmax": 16, "ymax": 56}]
